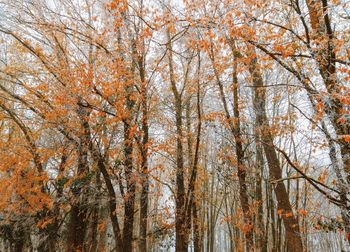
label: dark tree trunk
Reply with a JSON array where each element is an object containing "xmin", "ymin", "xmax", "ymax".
[
  {"xmin": 138, "ymin": 53, "xmax": 149, "ymax": 252},
  {"xmin": 96, "ymin": 156, "xmax": 123, "ymax": 251},
  {"xmin": 211, "ymin": 40, "xmax": 254, "ymax": 251},
  {"xmin": 191, "ymin": 51, "xmax": 203, "ymax": 252},
  {"xmin": 67, "ymin": 103, "xmax": 90, "ymax": 252},
  {"xmin": 122, "ymin": 70, "xmax": 136, "ymax": 252},
  {"xmin": 167, "ymin": 31, "xmax": 188, "ymax": 252},
  {"xmin": 250, "ymin": 55, "xmax": 304, "ymax": 252}
]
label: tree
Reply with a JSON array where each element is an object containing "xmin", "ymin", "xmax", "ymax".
[{"xmin": 1, "ymin": 0, "xmax": 350, "ymax": 251}]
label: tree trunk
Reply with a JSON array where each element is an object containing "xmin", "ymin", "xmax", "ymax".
[
  {"xmin": 255, "ymin": 133, "xmax": 266, "ymax": 251},
  {"xmin": 67, "ymin": 103, "xmax": 90, "ymax": 252},
  {"xmin": 211, "ymin": 40, "xmax": 254, "ymax": 251},
  {"xmin": 85, "ymin": 171, "xmax": 101, "ymax": 252},
  {"xmin": 305, "ymin": 1, "xmax": 350, "ymax": 242},
  {"xmin": 139, "ymin": 53, "xmax": 149, "ymax": 252},
  {"xmin": 191, "ymin": 51, "xmax": 202, "ymax": 252},
  {"xmin": 167, "ymin": 31, "xmax": 188, "ymax": 252},
  {"xmin": 250, "ymin": 55, "xmax": 304, "ymax": 252},
  {"xmin": 122, "ymin": 114, "xmax": 136, "ymax": 252}
]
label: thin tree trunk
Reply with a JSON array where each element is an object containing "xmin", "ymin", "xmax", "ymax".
[
  {"xmin": 210, "ymin": 40, "xmax": 254, "ymax": 251},
  {"xmin": 255, "ymin": 133, "xmax": 266, "ymax": 252},
  {"xmin": 191, "ymin": 50, "xmax": 202, "ymax": 252},
  {"xmin": 95, "ymin": 155, "xmax": 123, "ymax": 251},
  {"xmin": 167, "ymin": 30, "xmax": 188, "ymax": 252},
  {"xmin": 139, "ymin": 52, "xmax": 149, "ymax": 252}
]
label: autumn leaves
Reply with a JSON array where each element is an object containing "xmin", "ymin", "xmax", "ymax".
[{"xmin": 0, "ymin": 0, "xmax": 349, "ymax": 251}]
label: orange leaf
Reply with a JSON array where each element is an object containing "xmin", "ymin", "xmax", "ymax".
[
  {"xmin": 298, "ymin": 209, "xmax": 308, "ymax": 217},
  {"xmin": 285, "ymin": 212, "xmax": 293, "ymax": 218}
]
